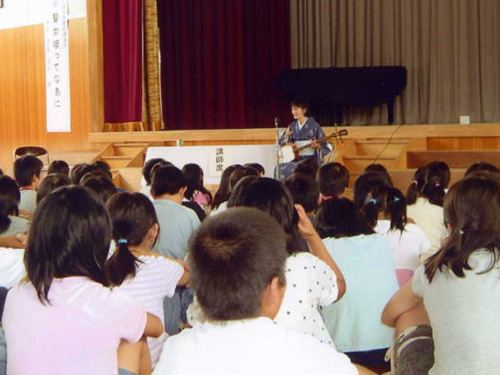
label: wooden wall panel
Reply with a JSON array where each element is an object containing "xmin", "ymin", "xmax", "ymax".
[
  {"xmin": 427, "ymin": 137, "xmax": 500, "ymax": 150},
  {"xmin": 0, "ymin": 18, "xmax": 91, "ymax": 173}
]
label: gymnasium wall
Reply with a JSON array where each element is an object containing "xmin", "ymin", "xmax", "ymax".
[{"xmin": 0, "ymin": 0, "xmax": 92, "ymax": 173}]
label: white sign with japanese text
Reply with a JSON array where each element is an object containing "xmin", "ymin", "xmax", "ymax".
[{"xmin": 44, "ymin": 0, "xmax": 71, "ymax": 132}]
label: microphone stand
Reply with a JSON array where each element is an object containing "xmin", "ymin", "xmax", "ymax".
[{"xmin": 274, "ymin": 116, "xmax": 281, "ymax": 180}]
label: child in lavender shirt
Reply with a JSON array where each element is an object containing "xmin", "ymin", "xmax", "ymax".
[{"xmin": 3, "ymin": 187, "xmax": 164, "ymax": 375}]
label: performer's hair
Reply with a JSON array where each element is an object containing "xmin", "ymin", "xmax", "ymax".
[{"xmin": 290, "ymin": 99, "xmax": 310, "ymax": 116}]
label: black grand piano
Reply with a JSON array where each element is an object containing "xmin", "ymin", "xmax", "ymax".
[{"xmin": 277, "ymin": 66, "xmax": 407, "ymax": 125}]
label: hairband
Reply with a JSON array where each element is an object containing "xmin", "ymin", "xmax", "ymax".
[{"xmin": 117, "ymin": 238, "xmax": 128, "ymax": 244}]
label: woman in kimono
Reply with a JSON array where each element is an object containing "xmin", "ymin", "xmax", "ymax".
[{"xmin": 278, "ymin": 100, "xmax": 331, "ymax": 179}]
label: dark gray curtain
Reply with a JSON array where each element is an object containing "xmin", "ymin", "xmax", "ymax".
[{"xmin": 291, "ymin": 0, "xmax": 500, "ymax": 125}]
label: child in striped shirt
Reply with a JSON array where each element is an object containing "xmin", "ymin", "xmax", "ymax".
[{"xmin": 107, "ymin": 192, "xmax": 189, "ymax": 368}]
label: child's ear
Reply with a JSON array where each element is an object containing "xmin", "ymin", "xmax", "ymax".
[
  {"xmin": 260, "ymin": 276, "xmax": 286, "ymax": 320},
  {"xmin": 32, "ymin": 174, "xmax": 41, "ymax": 188},
  {"xmin": 179, "ymin": 186, "xmax": 188, "ymax": 196}
]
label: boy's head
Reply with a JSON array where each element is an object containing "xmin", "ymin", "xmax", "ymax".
[
  {"xmin": 13, "ymin": 155, "xmax": 44, "ymax": 188},
  {"xmin": 36, "ymin": 173, "xmax": 71, "ymax": 204},
  {"xmin": 189, "ymin": 207, "xmax": 288, "ymax": 321},
  {"xmin": 151, "ymin": 165, "xmax": 186, "ymax": 198},
  {"xmin": 285, "ymin": 174, "xmax": 320, "ymax": 214},
  {"xmin": 47, "ymin": 160, "xmax": 70, "ymax": 176},
  {"xmin": 317, "ymin": 162, "xmax": 349, "ymax": 198},
  {"xmin": 142, "ymin": 158, "xmax": 172, "ymax": 186}
]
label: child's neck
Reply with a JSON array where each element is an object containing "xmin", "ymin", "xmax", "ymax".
[
  {"xmin": 156, "ymin": 193, "xmax": 183, "ymax": 204},
  {"xmin": 20, "ymin": 185, "xmax": 36, "ymax": 191},
  {"xmin": 128, "ymin": 244, "xmax": 155, "ymax": 257}
]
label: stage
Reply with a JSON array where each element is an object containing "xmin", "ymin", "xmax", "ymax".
[{"xmin": 84, "ymin": 123, "xmax": 500, "ymax": 194}]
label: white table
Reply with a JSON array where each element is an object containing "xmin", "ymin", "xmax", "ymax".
[{"xmin": 144, "ymin": 145, "xmax": 279, "ymax": 185}]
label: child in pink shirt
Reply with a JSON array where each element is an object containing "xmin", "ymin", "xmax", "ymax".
[{"xmin": 3, "ymin": 186, "xmax": 163, "ymax": 375}]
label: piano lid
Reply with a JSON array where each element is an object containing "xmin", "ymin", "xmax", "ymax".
[{"xmin": 277, "ymin": 66, "xmax": 407, "ymax": 108}]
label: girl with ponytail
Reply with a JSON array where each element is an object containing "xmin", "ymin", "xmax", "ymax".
[
  {"xmin": 107, "ymin": 192, "xmax": 189, "ymax": 367},
  {"xmin": 371, "ymin": 187, "xmax": 431, "ymax": 286},
  {"xmin": 383, "ymin": 177, "xmax": 500, "ymax": 375},
  {"xmin": 406, "ymin": 164, "xmax": 449, "ymax": 260}
]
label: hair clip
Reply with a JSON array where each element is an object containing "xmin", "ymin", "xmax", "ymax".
[
  {"xmin": 411, "ymin": 180, "xmax": 418, "ymax": 186},
  {"xmin": 393, "ymin": 197, "xmax": 400, "ymax": 202},
  {"xmin": 435, "ymin": 183, "xmax": 441, "ymax": 188},
  {"xmin": 458, "ymin": 230, "xmax": 464, "ymax": 235},
  {"xmin": 117, "ymin": 238, "xmax": 128, "ymax": 244},
  {"xmin": 369, "ymin": 198, "xmax": 377, "ymax": 204}
]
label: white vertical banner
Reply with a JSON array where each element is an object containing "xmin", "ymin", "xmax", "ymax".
[{"xmin": 44, "ymin": 0, "xmax": 71, "ymax": 132}]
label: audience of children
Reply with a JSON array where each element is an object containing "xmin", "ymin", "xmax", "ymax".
[
  {"xmin": 244, "ymin": 162, "xmax": 265, "ymax": 176},
  {"xmin": 13, "ymin": 155, "xmax": 43, "ymax": 215},
  {"xmin": 151, "ymin": 165, "xmax": 200, "ymax": 260},
  {"xmin": 3, "ymin": 186, "xmax": 164, "ymax": 375},
  {"xmin": 193, "ymin": 177, "xmax": 346, "ymax": 348},
  {"xmin": 36, "ymin": 173, "xmax": 71, "ymax": 204},
  {"xmin": 209, "ymin": 165, "xmax": 259, "ymax": 216},
  {"xmin": 2, "ymin": 153, "xmax": 500, "ymax": 375},
  {"xmin": 153, "ymin": 208, "xmax": 367, "ymax": 375},
  {"xmin": 181, "ymin": 163, "xmax": 211, "ymax": 221},
  {"xmin": 209, "ymin": 164, "xmax": 240, "ymax": 213},
  {"xmin": 80, "ymin": 173, "xmax": 118, "ymax": 203},
  {"xmin": 141, "ymin": 158, "xmax": 170, "ymax": 198},
  {"xmin": 107, "ymin": 192, "xmax": 189, "ymax": 367},
  {"xmin": 383, "ymin": 176, "xmax": 500, "ymax": 375},
  {"xmin": 150, "ymin": 165, "xmax": 199, "ymax": 335},
  {"xmin": 47, "ymin": 160, "xmax": 70, "ymax": 176},
  {"xmin": 406, "ymin": 164, "xmax": 449, "ymax": 260},
  {"xmin": 0, "ymin": 176, "xmax": 29, "ymax": 237},
  {"xmin": 317, "ymin": 162, "xmax": 350, "ymax": 201},
  {"xmin": 358, "ymin": 181, "xmax": 431, "ymax": 286},
  {"xmin": 315, "ymin": 198, "xmax": 399, "ymax": 369}
]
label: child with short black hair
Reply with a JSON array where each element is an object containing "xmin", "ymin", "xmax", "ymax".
[
  {"xmin": 107, "ymin": 192, "xmax": 188, "ymax": 367},
  {"xmin": 93, "ymin": 160, "xmax": 113, "ymax": 180},
  {"xmin": 141, "ymin": 159, "xmax": 172, "ymax": 198},
  {"xmin": 154, "ymin": 208, "xmax": 364, "ymax": 375},
  {"xmin": 47, "ymin": 160, "xmax": 70, "ymax": 176},
  {"xmin": 13, "ymin": 155, "xmax": 43, "ymax": 214},
  {"xmin": 70, "ymin": 163, "xmax": 98, "ymax": 185},
  {"xmin": 244, "ymin": 162, "xmax": 265, "ymax": 176},
  {"xmin": 3, "ymin": 186, "xmax": 164, "ymax": 375},
  {"xmin": 317, "ymin": 162, "xmax": 349, "ymax": 201},
  {"xmin": 315, "ymin": 198, "xmax": 398, "ymax": 370},
  {"xmin": 363, "ymin": 163, "xmax": 393, "ymax": 186},
  {"xmin": 285, "ymin": 174, "xmax": 320, "ymax": 215},
  {"xmin": 464, "ymin": 161, "xmax": 499, "ymax": 177},
  {"xmin": 80, "ymin": 174, "xmax": 117, "ymax": 203},
  {"xmin": 0, "ymin": 176, "xmax": 29, "ymax": 237},
  {"xmin": 151, "ymin": 165, "xmax": 200, "ymax": 259},
  {"xmin": 36, "ymin": 173, "xmax": 71, "ymax": 204}
]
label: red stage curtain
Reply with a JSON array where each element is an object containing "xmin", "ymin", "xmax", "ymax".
[
  {"xmin": 102, "ymin": 0, "xmax": 143, "ymax": 124},
  {"xmin": 158, "ymin": 0, "xmax": 291, "ymax": 130}
]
